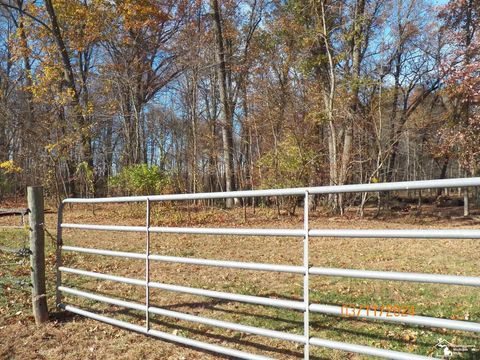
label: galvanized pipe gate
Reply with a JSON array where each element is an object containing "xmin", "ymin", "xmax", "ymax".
[{"xmin": 56, "ymin": 178, "xmax": 480, "ymax": 359}]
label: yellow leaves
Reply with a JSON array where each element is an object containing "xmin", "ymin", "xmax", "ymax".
[
  {"xmin": 85, "ymin": 101, "xmax": 94, "ymax": 116},
  {"xmin": 30, "ymin": 61, "xmax": 64, "ymax": 102},
  {"xmin": 66, "ymin": 87, "xmax": 76, "ymax": 99},
  {"xmin": 258, "ymin": 133, "xmax": 317, "ymax": 189},
  {"xmin": 44, "ymin": 131, "xmax": 83, "ymax": 159},
  {"xmin": 43, "ymin": 64, "xmax": 62, "ymax": 83},
  {"xmin": 45, "ymin": 143, "xmax": 58, "ymax": 154},
  {"xmin": 0, "ymin": 160, "xmax": 22, "ymax": 174},
  {"xmin": 57, "ymin": 87, "xmax": 77, "ymax": 107}
]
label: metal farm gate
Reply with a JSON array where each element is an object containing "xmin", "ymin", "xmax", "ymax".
[{"xmin": 56, "ymin": 178, "xmax": 480, "ymax": 360}]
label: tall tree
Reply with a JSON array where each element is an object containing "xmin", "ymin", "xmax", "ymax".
[
  {"xmin": 438, "ymin": 0, "xmax": 480, "ymax": 173},
  {"xmin": 210, "ymin": 0, "xmax": 236, "ymax": 207}
]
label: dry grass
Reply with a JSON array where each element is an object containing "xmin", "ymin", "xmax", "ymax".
[{"xmin": 1, "ymin": 200, "xmax": 479, "ymax": 359}]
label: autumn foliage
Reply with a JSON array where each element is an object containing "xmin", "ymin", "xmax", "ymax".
[{"xmin": 0, "ymin": 0, "xmax": 478, "ymax": 209}]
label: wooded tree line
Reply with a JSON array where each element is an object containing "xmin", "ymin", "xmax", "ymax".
[{"xmin": 0, "ymin": 0, "xmax": 478, "ymax": 209}]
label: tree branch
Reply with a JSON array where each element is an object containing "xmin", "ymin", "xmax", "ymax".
[{"xmin": 0, "ymin": 1, "xmax": 52, "ymax": 33}]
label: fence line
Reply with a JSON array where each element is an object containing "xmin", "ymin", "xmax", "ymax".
[
  {"xmin": 56, "ymin": 177, "xmax": 480, "ymax": 359},
  {"xmin": 61, "ymin": 177, "xmax": 480, "ymax": 203}
]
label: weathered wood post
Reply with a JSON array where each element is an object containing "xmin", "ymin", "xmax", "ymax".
[{"xmin": 28, "ymin": 186, "xmax": 48, "ymax": 324}]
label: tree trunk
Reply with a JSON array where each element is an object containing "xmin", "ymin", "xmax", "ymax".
[
  {"xmin": 190, "ymin": 71, "xmax": 199, "ymax": 194},
  {"xmin": 386, "ymin": 51, "xmax": 401, "ymax": 183},
  {"xmin": 436, "ymin": 156, "xmax": 449, "ymax": 196},
  {"xmin": 211, "ymin": 0, "xmax": 236, "ymax": 207},
  {"xmin": 45, "ymin": 0, "xmax": 94, "ymax": 189},
  {"xmin": 241, "ymin": 82, "xmax": 252, "ymax": 191}
]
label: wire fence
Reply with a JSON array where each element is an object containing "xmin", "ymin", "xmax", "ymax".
[{"xmin": 0, "ymin": 225, "xmax": 31, "ymax": 294}]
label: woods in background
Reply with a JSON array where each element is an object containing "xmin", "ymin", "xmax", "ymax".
[{"xmin": 0, "ymin": 0, "xmax": 478, "ymax": 211}]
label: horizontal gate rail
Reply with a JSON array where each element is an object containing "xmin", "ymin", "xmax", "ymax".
[
  {"xmin": 60, "ymin": 266, "xmax": 145, "ymax": 286},
  {"xmin": 147, "ymin": 255, "xmax": 304, "ymax": 273},
  {"xmin": 61, "ymin": 224, "xmax": 145, "ymax": 232},
  {"xmin": 59, "ymin": 286, "xmax": 146, "ymax": 311},
  {"xmin": 62, "ymin": 245, "xmax": 304, "ymax": 273},
  {"xmin": 309, "ymin": 338, "xmax": 432, "ymax": 360},
  {"xmin": 61, "ymin": 301, "xmax": 432, "ymax": 360},
  {"xmin": 309, "ymin": 304, "xmax": 480, "ymax": 333},
  {"xmin": 150, "ymin": 226, "xmax": 303, "ymax": 236},
  {"xmin": 57, "ymin": 177, "xmax": 480, "ymax": 359},
  {"xmin": 59, "ymin": 266, "xmax": 306, "ymax": 310},
  {"xmin": 58, "ymin": 303, "xmax": 274, "ymax": 360},
  {"xmin": 59, "ymin": 286, "xmax": 305, "ymax": 343},
  {"xmin": 61, "ymin": 223, "xmax": 304, "ymax": 237},
  {"xmin": 148, "ymin": 282, "xmax": 306, "ymax": 310},
  {"xmin": 59, "ymin": 266, "xmax": 480, "ymax": 332},
  {"xmin": 309, "ymin": 228, "xmax": 480, "ymax": 239},
  {"xmin": 62, "ymin": 224, "xmax": 480, "ymax": 239},
  {"xmin": 62, "ymin": 245, "xmax": 480, "ymax": 286},
  {"xmin": 309, "ymin": 267, "xmax": 480, "ymax": 286},
  {"xmin": 62, "ymin": 246, "xmax": 146, "ymax": 259},
  {"xmin": 62, "ymin": 176, "xmax": 480, "ymax": 203}
]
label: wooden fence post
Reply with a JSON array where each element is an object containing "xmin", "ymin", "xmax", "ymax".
[{"xmin": 28, "ymin": 186, "xmax": 49, "ymax": 324}]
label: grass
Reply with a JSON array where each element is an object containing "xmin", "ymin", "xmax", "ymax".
[
  {"xmin": 0, "ymin": 228, "xmax": 36, "ymax": 324},
  {"xmin": 1, "ymin": 203, "xmax": 479, "ymax": 359}
]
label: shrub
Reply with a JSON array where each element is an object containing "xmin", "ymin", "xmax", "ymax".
[
  {"xmin": 0, "ymin": 161, "xmax": 22, "ymax": 199},
  {"xmin": 109, "ymin": 164, "xmax": 170, "ymax": 195},
  {"xmin": 258, "ymin": 134, "xmax": 317, "ymax": 189},
  {"xmin": 258, "ymin": 135, "xmax": 318, "ymax": 215}
]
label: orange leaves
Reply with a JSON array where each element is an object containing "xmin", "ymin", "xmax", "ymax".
[
  {"xmin": 8, "ymin": 28, "xmax": 32, "ymax": 63},
  {"xmin": 52, "ymin": 0, "xmax": 109, "ymax": 51},
  {"xmin": 118, "ymin": 0, "xmax": 170, "ymax": 32}
]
